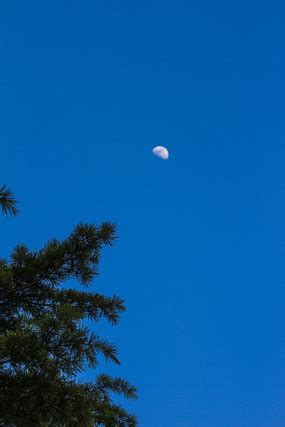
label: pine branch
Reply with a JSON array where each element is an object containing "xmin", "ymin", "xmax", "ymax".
[
  {"xmin": 0, "ymin": 185, "xmax": 19, "ymax": 217},
  {"xmin": 0, "ymin": 222, "xmax": 137, "ymax": 425},
  {"xmin": 94, "ymin": 374, "xmax": 138, "ymax": 399}
]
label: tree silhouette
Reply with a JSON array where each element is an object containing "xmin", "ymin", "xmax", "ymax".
[{"xmin": 0, "ymin": 222, "xmax": 137, "ymax": 426}]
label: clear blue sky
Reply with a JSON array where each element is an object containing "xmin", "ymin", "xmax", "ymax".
[{"xmin": 0, "ymin": 1, "xmax": 284, "ymax": 426}]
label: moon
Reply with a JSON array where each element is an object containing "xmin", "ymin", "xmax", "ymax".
[{"xmin": 152, "ymin": 146, "xmax": 169, "ymax": 160}]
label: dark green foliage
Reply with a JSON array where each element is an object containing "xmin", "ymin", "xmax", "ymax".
[
  {"xmin": 0, "ymin": 185, "xmax": 19, "ymax": 217},
  {"xmin": 0, "ymin": 223, "xmax": 137, "ymax": 426}
]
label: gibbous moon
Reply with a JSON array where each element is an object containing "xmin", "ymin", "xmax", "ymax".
[{"xmin": 152, "ymin": 146, "xmax": 169, "ymax": 160}]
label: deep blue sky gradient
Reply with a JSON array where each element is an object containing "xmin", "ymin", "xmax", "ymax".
[{"xmin": 0, "ymin": 1, "xmax": 284, "ymax": 426}]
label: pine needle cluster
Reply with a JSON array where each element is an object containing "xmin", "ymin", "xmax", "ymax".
[{"xmin": 0, "ymin": 185, "xmax": 19, "ymax": 217}]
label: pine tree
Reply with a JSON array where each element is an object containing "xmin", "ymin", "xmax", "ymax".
[{"xmin": 0, "ymin": 222, "xmax": 137, "ymax": 426}]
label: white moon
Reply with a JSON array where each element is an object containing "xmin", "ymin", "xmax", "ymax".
[{"xmin": 152, "ymin": 146, "xmax": 169, "ymax": 160}]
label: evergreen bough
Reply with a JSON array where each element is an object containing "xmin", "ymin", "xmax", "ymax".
[{"xmin": 0, "ymin": 222, "xmax": 137, "ymax": 426}]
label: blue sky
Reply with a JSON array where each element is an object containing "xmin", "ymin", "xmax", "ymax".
[{"xmin": 0, "ymin": 1, "xmax": 284, "ymax": 426}]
